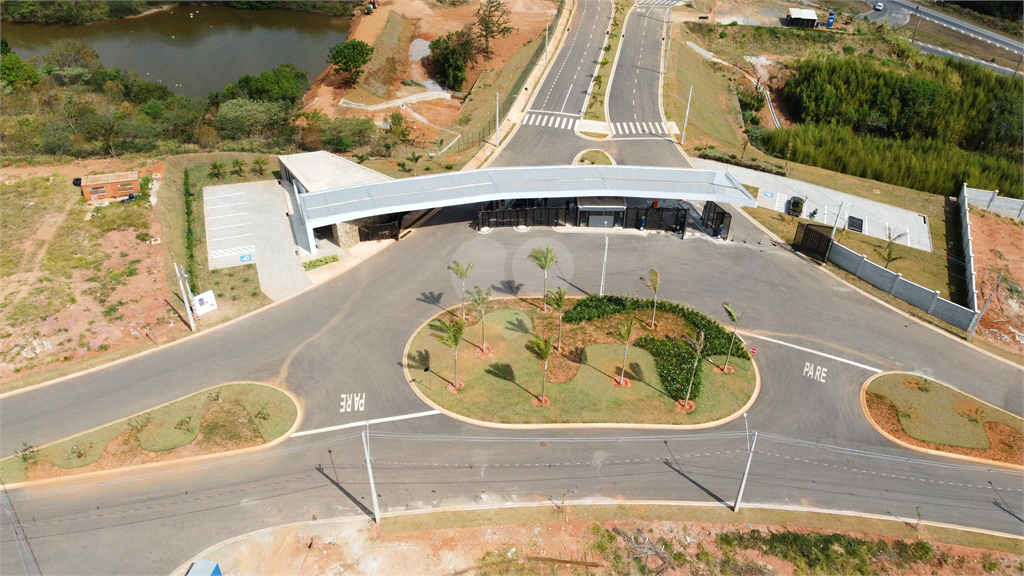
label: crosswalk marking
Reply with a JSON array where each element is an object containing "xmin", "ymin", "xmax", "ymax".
[
  {"xmin": 636, "ymin": 0, "xmax": 678, "ymax": 4},
  {"xmin": 523, "ymin": 112, "xmax": 580, "ymax": 132},
  {"xmin": 610, "ymin": 121, "xmax": 669, "ymax": 136}
]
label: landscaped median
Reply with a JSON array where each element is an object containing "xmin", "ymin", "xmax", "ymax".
[
  {"xmin": 583, "ymin": 0, "xmax": 633, "ymax": 123},
  {"xmin": 1, "ymin": 382, "xmax": 298, "ymax": 484},
  {"xmin": 404, "ymin": 295, "xmax": 757, "ymax": 426},
  {"xmin": 862, "ymin": 372, "xmax": 1023, "ymax": 469}
]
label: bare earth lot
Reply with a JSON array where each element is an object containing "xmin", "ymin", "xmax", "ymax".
[{"xmin": 968, "ymin": 207, "xmax": 1024, "ymax": 357}]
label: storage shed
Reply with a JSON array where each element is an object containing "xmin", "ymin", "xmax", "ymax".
[
  {"xmin": 786, "ymin": 8, "xmax": 818, "ymax": 28},
  {"xmin": 80, "ymin": 171, "xmax": 140, "ymax": 202}
]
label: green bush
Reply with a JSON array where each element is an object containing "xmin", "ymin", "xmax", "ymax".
[
  {"xmin": 697, "ymin": 149, "xmax": 785, "ymax": 176},
  {"xmin": 302, "ymin": 254, "xmax": 339, "ymax": 271},
  {"xmin": 634, "ymin": 335, "xmax": 702, "ymax": 401}
]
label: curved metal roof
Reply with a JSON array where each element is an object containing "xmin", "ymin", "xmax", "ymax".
[{"xmin": 297, "ymin": 165, "xmax": 755, "ymax": 228}]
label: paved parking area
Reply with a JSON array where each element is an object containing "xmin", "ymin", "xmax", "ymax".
[{"xmin": 204, "ymin": 180, "xmax": 311, "ymax": 301}]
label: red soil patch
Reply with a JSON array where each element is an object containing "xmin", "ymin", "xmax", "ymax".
[{"xmin": 968, "ymin": 207, "xmax": 1024, "ymax": 357}]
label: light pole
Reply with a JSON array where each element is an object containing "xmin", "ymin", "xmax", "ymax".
[
  {"xmin": 822, "ymin": 201, "xmax": 846, "ymax": 264},
  {"xmin": 910, "ymin": 6, "xmax": 921, "ymax": 43},
  {"xmin": 680, "ymin": 86, "xmax": 693, "ymax": 146},
  {"xmin": 599, "ymin": 223, "xmax": 609, "ymax": 296},
  {"xmin": 743, "ymin": 412, "xmax": 749, "ymax": 451},
  {"xmin": 734, "ymin": 431, "xmax": 757, "ymax": 512}
]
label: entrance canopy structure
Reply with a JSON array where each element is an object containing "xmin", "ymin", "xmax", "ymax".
[{"xmin": 288, "ymin": 161, "xmax": 755, "ymax": 253}]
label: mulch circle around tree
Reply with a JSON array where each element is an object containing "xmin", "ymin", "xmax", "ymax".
[
  {"xmin": 676, "ymin": 400, "xmax": 696, "ymax": 413},
  {"xmin": 476, "ymin": 346, "xmax": 495, "ymax": 359},
  {"xmin": 613, "ymin": 376, "xmax": 632, "ymax": 388},
  {"xmin": 532, "ymin": 396, "xmax": 551, "ymax": 407},
  {"xmin": 713, "ymin": 365, "xmax": 735, "ymax": 374},
  {"xmin": 447, "ymin": 381, "xmax": 466, "ymax": 394}
]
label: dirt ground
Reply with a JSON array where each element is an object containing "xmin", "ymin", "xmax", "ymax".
[
  {"xmin": 193, "ymin": 516, "xmax": 1024, "ymax": 576},
  {"xmin": 303, "ymin": 0, "xmax": 556, "ymax": 140},
  {"xmin": 968, "ymin": 208, "xmax": 1024, "ymax": 357}
]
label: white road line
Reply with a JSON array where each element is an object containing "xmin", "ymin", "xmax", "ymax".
[
  {"xmin": 204, "ymin": 192, "xmax": 247, "ymax": 199},
  {"xmin": 659, "ymin": 122, "xmax": 667, "ymax": 132},
  {"xmin": 573, "ymin": 119, "xmax": 579, "ymax": 131},
  {"xmin": 206, "ymin": 201, "xmax": 248, "ymax": 210},
  {"xmin": 561, "ymin": 117, "xmax": 569, "ymax": 129},
  {"xmin": 207, "ymin": 222, "xmax": 251, "ymax": 231},
  {"xmin": 206, "ymin": 212, "xmax": 249, "ymax": 220},
  {"xmin": 292, "ymin": 410, "xmax": 442, "ymax": 437},
  {"xmin": 208, "ymin": 233, "xmax": 253, "ymax": 242},
  {"xmin": 739, "ymin": 333, "xmax": 883, "ymax": 373}
]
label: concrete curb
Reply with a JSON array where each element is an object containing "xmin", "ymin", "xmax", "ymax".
[
  {"xmin": 599, "ymin": 1, "xmax": 636, "ymax": 128},
  {"xmin": 400, "ymin": 299, "xmax": 760, "ymax": 430},
  {"xmin": 170, "ymin": 499, "xmax": 1024, "ymax": 575},
  {"xmin": 572, "ymin": 149, "xmax": 617, "ymax": 166},
  {"xmin": 859, "ymin": 371, "xmax": 1024, "ymax": 472},
  {"xmin": 0, "ymin": 381, "xmax": 304, "ymax": 490}
]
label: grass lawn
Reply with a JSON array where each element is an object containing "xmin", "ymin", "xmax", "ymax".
[
  {"xmin": 577, "ymin": 150, "xmax": 614, "ymax": 165},
  {"xmin": 0, "ymin": 382, "xmax": 296, "ymax": 484},
  {"xmin": 0, "ymin": 174, "xmax": 76, "ymax": 277},
  {"xmin": 407, "ymin": 300, "xmax": 755, "ymax": 425},
  {"xmin": 584, "ymin": 0, "xmax": 632, "ymax": 122}
]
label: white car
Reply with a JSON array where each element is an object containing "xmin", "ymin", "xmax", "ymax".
[{"xmin": 874, "ymin": 2, "xmax": 884, "ymax": 10}]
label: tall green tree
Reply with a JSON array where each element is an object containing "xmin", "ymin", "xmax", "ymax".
[
  {"xmin": 722, "ymin": 303, "xmax": 744, "ymax": 372},
  {"xmin": 466, "ymin": 286, "xmax": 492, "ymax": 351},
  {"xmin": 640, "ymin": 269, "xmax": 660, "ymax": 328},
  {"xmin": 1, "ymin": 52, "xmax": 40, "ymax": 85},
  {"xmin": 328, "ymin": 40, "xmax": 374, "ymax": 81},
  {"xmin": 433, "ymin": 318, "xmax": 467, "ymax": 390},
  {"xmin": 680, "ymin": 328, "xmax": 705, "ymax": 410},
  {"xmin": 429, "ymin": 27, "xmax": 479, "ymax": 90},
  {"xmin": 448, "ymin": 260, "xmax": 474, "ymax": 320},
  {"xmin": 545, "ymin": 287, "xmax": 567, "ymax": 352},
  {"xmin": 208, "ymin": 161, "xmax": 225, "ymax": 180},
  {"xmin": 528, "ymin": 245, "xmax": 557, "ymax": 311},
  {"xmin": 527, "ymin": 335, "xmax": 554, "ymax": 405},
  {"xmin": 475, "ymin": 0, "xmax": 514, "ymax": 57},
  {"xmin": 613, "ymin": 315, "xmax": 636, "ymax": 386}
]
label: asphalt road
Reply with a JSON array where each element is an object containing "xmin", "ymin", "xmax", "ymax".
[
  {"xmin": 888, "ymin": 0, "xmax": 1023, "ymax": 55},
  {"xmin": 2, "ymin": 1, "xmax": 1023, "ymax": 573}
]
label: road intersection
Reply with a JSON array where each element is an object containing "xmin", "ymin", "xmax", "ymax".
[{"xmin": 1, "ymin": 2, "xmax": 1021, "ymax": 574}]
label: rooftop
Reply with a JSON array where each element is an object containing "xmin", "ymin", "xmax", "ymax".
[
  {"xmin": 279, "ymin": 150, "xmax": 391, "ymax": 194},
  {"xmin": 788, "ymin": 8, "xmax": 818, "ymax": 20},
  {"xmin": 80, "ymin": 171, "xmax": 139, "ymax": 185}
]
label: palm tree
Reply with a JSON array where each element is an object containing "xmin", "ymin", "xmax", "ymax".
[
  {"xmin": 527, "ymin": 335, "xmax": 554, "ymax": 405},
  {"xmin": 641, "ymin": 269, "xmax": 660, "ymax": 328},
  {"xmin": 208, "ymin": 161, "xmax": 225, "ymax": 180},
  {"xmin": 433, "ymin": 318, "xmax": 466, "ymax": 390},
  {"xmin": 722, "ymin": 303, "xmax": 745, "ymax": 372},
  {"xmin": 466, "ymin": 286, "xmax": 491, "ymax": 351},
  {"xmin": 406, "ymin": 151, "xmax": 422, "ymax": 175},
  {"xmin": 679, "ymin": 328, "xmax": 705, "ymax": 410},
  {"xmin": 528, "ymin": 245, "xmax": 557, "ymax": 311},
  {"xmin": 447, "ymin": 260, "xmax": 474, "ymax": 320},
  {"xmin": 875, "ymin": 230, "xmax": 908, "ymax": 269},
  {"xmin": 231, "ymin": 158, "xmax": 247, "ymax": 177},
  {"xmin": 613, "ymin": 315, "xmax": 636, "ymax": 386},
  {"xmin": 251, "ymin": 156, "xmax": 269, "ymax": 176},
  {"xmin": 545, "ymin": 287, "xmax": 567, "ymax": 352}
]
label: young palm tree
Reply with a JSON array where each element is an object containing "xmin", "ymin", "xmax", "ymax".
[
  {"xmin": 250, "ymin": 156, "xmax": 268, "ymax": 176},
  {"xmin": 447, "ymin": 260, "xmax": 474, "ymax": 320},
  {"xmin": 545, "ymin": 287, "xmax": 567, "ymax": 352},
  {"xmin": 231, "ymin": 158, "xmax": 247, "ymax": 177},
  {"xmin": 876, "ymin": 230, "xmax": 908, "ymax": 269},
  {"xmin": 406, "ymin": 151, "xmax": 422, "ymax": 175},
  {"xmin": 465, "ymin": 286, "xmax": 491, "ymax": 351},
  {"xmin": 208, "ymin": 161, "xmax": 225, "ymax": 180},
  {"xmin": 614, "ymin": 315, "xmax": 636, "ymax": 386},
  {"xmin": 527, "ymin": 335, "xmax": 554, "ymax": 405},
  {"xmin": 722, "ymin": 303, "xmax": 745, "ymax": 371},
  {"xmin": 433, "ymin": 318, "xmax": 466, "ymax": 390},
  {"xmin": 641, "ymin": 269, "xmax": 660, "ymax": 328},
  {"xmin": 528, "ymin": 245, "xmax": 557, "ymax": 311},
  {"xmin": 679, "ymin": 328, "xmax": 705, "ymax": 410}
]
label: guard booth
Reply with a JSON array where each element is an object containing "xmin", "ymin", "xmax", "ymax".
[
  {"xmin": 576, "ymin": 197, "xmax": 626, "ymax": 228},
  {"xmin": 701, "ymin": 201, "xmax": 732, "ymax": 238}
]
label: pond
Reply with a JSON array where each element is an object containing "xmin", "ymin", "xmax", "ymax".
[{"xmin": 2, "ymin": 4, "xmax": 350, "ymax": 98}]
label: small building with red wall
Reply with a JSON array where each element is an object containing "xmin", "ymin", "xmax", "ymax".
[{"xmin": 80, "ymin": 171, "xmax": 140, "ymax": 202}]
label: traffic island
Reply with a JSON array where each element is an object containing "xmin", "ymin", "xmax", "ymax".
[
  {"xmin": 404, "ymin": 295, "xmax": 757, "ymax": 427},
  {"xmin": 861, "ymin": 372, "xmax": 1023, "ymax": 469},
  {"xmin": 1, "ymin": 382, "xmax": 299, "ymax": 484}
]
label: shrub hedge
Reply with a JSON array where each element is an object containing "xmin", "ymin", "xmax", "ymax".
[{"xmin": 634, "ymin": 335, "xmax": 702, "ymax": 401}]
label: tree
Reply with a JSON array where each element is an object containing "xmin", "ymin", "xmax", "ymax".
[
  {"xmin": 216, "ymin": 98, "xmax": 288, "ymax": 140},
  {"xmin": 208, "ymin": 161, "xmax": 225, "ymax": 180},
  {"xmin": 328, "ymin": 40, "xmax": 374, "ymax": 81},
  {"xmin": 227, "ymin": 63, "xmax": 309, "ymax": 103},
  {"xmin": 43, "ymin": 40, "xmax": 100, "ymax": 71},
  {"xmin": 613, "ymin": 315, "xmax": 636, "ymax": 386},
  {"xmin": 527, "ymin": 335, "xmax": 554, "ymax": 405},
  {"xmin": 448, "ymin": 260, "xmax": 474, "ymax": 320},
  {"xmin": 231, "ymin": 158, "xmax": 247, "ymax": 177},
  {"xmin": 722, "ymin": 303, "xmax": 745, "ymax": 371},
  {"xmin": 465, "ymin": 286, "xmax": 492, "ymax": 351},
  {"xmin": 476, "ymin": 0, "xmax": 514, "ymax": 58},
  {"xmin": 251, "ymin": 156, "xmax": 269, "ymax": 176},
  {"xmin": 433, "ymin": 318, "xmax": 466, "ymax": 390},
  {"xmin": 679, "ymin": 329, "xmax": 705, "ymax": 410},
  {"xmin": 1, "ymin": 52, "xmax": 40, "ymax": 85},
  {"xmin": 406, "ymin": 151, "xmax": 422, "ymax": 175},
  {"xmin": 875, "ymin": 230, "xmax": 908, "ymax": 269},
  {"xmin": 640, "ymin": 269, "xmax": 660, "ymax": 328},
  {"xmin": 1, "ymin": 38, "xmax": 10, "ymax": 57},
  {"xmin": 545, "ymin": 287, "xmax": 567, "ymax": 352},
  {"xmin": 528, "ymin": 245, "xmax": 557, "ymax": 311},
  {"xmin": 429, "ymin": 27, "xmax": 479, "ymax": 90}
]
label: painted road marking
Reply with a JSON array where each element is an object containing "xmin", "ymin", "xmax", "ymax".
[
  {"xmin": 524, "ymin": 113, "xmax": 580, "ymax": 131},
  {"xmin": 291, "ymin": 410, "xmax": 441, "ymax": 437},
  {"xmin": 208, "ymin": 245, "xmax": 255, "ymax": 258},
  {"xmin": 340, "ymin": 392, "xmax": 365, "ymax": 413},
  {"xmin": 739, "ymin": 333, "xmax": 883, "ymax": 373},
  {"xmin": 803, "ymin": 362, "xmax": 828, "ymax": 383}
]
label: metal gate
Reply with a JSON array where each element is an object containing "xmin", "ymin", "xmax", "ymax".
[
  {"xmin": 624, "ymin": 207, "xmax": 686, "ymax": 233},
  {"xmin": 478, "ymin": 207, "xmax": 569, "ymax": 229},
  {"xmin": 793, "ymin": 222, "xmax": 833, "ymax": 260},
  {"xmin": 358, "ymin": 221, "xmax": 401, "ymax": 242},
  {"xmin": 701, "ymin": 201, "xmax": 732, "ymax": 238}
]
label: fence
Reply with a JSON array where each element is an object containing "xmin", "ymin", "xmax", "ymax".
[
  {"xmin": 701, "ymin": 201, "xmax": 732, "ymax": 238},
  {"xmin": 624, "ymin": 207, "xmax": 687, "ymax": 233},
  {"xmin": 449, "ymin": 1, "xmax": 565, "ymax": 154},
  {"xmin": 358, "ymin": 220, "xmax": 401, "ymax": 242},
  {"xmin": 479, "ymin": 206, "xmax": 568, "ymax": 229},
  {"xmin": 958, "ymin": 185, "xmax": 979, "ymax": 313},
  {"xmin": 963, "ymin": 185, "xmax": 1024, "ymax": 220},
  {"xmin": 794, "ymin": 223, "xmax": 979, "ymax": 331}
]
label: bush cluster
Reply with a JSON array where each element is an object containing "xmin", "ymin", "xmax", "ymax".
[
  {"xmin": 633, "ymin": 335, "xmax": 702, "ymax": 401},
  {"xmin": 697, "ymin": 150, "xmax": 785, "ymax": 176}
]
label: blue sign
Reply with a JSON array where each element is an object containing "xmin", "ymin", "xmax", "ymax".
[
  {"xmin": 240, "ymin": 254, "xmax": 252, "ymax": 262},
  {"xmin": 763, "ymin": 191, "xmax": 774, "ymax": 198}
]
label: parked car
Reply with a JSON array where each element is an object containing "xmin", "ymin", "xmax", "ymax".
[
  {"xmin": 787, "ymin": 196, "xmax": 805, "ymax": 218},
  {"xmin": 874, "ymin": 2, "xmax": 883, "ymax": 10}
]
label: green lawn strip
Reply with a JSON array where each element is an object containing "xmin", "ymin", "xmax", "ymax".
[
  {"xmin": 410, "ymin": 303, "xmax": 754, "ymax": 425},
  {"xmin": 584, "ymin": 0, "xmax": 631, "ymax": 122},
  {"xmin": 0, "ymin": 383, "xmax": 295, "ymax": 483},
  {"xmin": 868, "ymin": 373, "xmax": 1023, "ymax": 449}
]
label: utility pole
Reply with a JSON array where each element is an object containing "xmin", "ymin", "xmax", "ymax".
[
  {"xmin": 1014, "ymin": 52, "xmax": 1023, "ymax": 78},
  {"xmin": 734, "ymin": 431, "xmax": 757, "ymax": 512},
  {"xmin": 362, "ymin": 431, "xmax": 381, "ymax": 524},
  {"xmin": 495, "ymin": 92, "xmax": 500, "ymax": 146},
  {"xmin": 681, "ymin": 85, "xmax": 693, "ymax": 146},
  {"xmin": 599, "ymin": 225, "xmax": 609, "ymax": 296},
  {"xmin": 968, "ymin": 273, "xmax": 1003, "ymax": 340},
  {"xmin": 822, "ymin": 201, "xmax": 845, "ymax": 264},
  {"xmin": 910, "ymin": 5, "xmax": 922, "ymax": 43},
  {"xmin": 174, "ymin": 262, "xmax": 196, "ymax": 332},
  {"xmin": 545, "ymin": 24, "xmax": 549, "ymax": 64}
]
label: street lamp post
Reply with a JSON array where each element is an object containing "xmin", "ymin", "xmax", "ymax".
[{"xmin": 681, "ymin": 85, "xmax": 693, "ymax": 146}]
